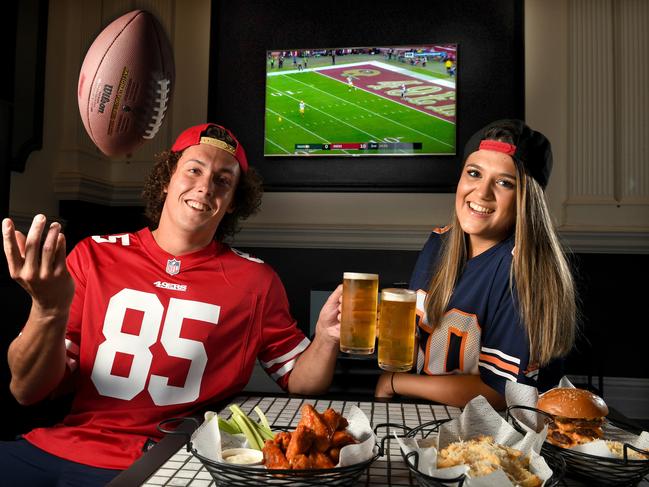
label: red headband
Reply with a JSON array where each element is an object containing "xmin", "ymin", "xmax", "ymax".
[{"xmin": 479, "ymin": 140, "xmax": 517, "ymax": 156}]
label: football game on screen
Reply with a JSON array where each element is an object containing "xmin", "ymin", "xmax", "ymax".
[{"xmin": 264, "ymin": 45, "xmax": 457, "ymax": 157}]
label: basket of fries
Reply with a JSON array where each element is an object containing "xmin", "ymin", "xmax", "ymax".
[
  {"xmin": 378, "ymin": 396, "xmax": 563, "ymax": 487},
  {"xmin": 395, "ymin": 419, "xmax": 566, "ymax": 487}
]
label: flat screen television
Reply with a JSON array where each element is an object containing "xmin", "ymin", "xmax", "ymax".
[{"xmin": 263, "ymin": 44, "xmax": 457, "ymax": 157}]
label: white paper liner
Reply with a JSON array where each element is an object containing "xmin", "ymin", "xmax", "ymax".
[
  {"xmin": 191, "ymin": 405, "xmax": 377, "ymax": 468},
  {"xmin": 395, "ymin": 395, "xmax": 553, "ymax": 487},
  {"xmin": 505, "ymin": 376, "xmax": 649, "ymax": 460}
]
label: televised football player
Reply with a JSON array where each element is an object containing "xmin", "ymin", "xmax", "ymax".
[{"xmin": 1, "ymin": 123, "xmax": 342, "ymax": 485}]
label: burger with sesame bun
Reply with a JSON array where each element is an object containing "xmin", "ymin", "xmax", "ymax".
[{"xmin": 537, "ymin": 387, "xmax": 609, "ymax": 448}]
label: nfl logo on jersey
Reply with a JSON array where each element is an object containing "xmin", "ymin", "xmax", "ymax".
[{"xmin": 166, "ymin": 258, "xmax": 181, "ymax": 276}]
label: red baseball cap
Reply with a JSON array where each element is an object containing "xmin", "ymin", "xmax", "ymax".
[{"xmin": 171, "ymin": 123, "xmax": 248, "ymax": 172}]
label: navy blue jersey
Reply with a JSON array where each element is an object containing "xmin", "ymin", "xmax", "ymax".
[{"xmin": 409, "ymin": 227, "xmax": 559, "ymax": 396}]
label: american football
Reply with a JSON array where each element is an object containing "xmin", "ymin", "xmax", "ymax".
[{"xmin": 77, "ymin": 10, "xmax": 175, "ymax": 157}]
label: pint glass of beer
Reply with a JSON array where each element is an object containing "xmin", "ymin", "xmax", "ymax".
[
  {"xmin": 340, "ymin": 272, "xmax": 379, "ymax": 354},
  {"xmin": 377, "ymin": 288, "xmax": 416, "ymax": 372}
]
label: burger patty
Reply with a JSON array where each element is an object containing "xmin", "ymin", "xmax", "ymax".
[
  {"xmin": 553, "ymin": 417, "xmax": 603, "ymax": 429},
  {"xmin": 574, "ymin": 427, "xmax": 601, "ymax": 439},
  {"xmin": 547, "ymin": 430, "xmax": 574, "ymax": 448},
  {"xmin": 547, "ymin": 423, "xmax": 603, "ymax": 448}
]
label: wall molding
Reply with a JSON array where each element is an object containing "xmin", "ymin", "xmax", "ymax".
[
  {"xmin": 565, "ymin": 0, "xmax": 649, "ymax": 228},
  {"xmin": 559, "ymin": 229, "xmax": 649, "ymax": 255},
  {"xmin": 232, "ymin": 223, "xmax": 649, "ymax": 254},
  {"xmin": 53, "ymin": 172, "xmax": 144, "ymax": 206},
  {"xmin": 232, "ymin": 223, "xmax": 432, "ymax": 251},
  {"xmin": 46, "ymin": 173, "xmax": 649, "ymax": 254}
]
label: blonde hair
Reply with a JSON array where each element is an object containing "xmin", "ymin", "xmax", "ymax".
[
  {"xmin": 512, "ymin": 171, "xmax": 576, "ymax": 363},
  {"xmin": 425, "ymin": 161, "xmax": 576, "ymax": 366}
]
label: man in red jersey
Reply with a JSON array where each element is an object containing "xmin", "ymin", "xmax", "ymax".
[{"xmin": 1, "ymin": 123, "xmax": 342, "ymax": 485}]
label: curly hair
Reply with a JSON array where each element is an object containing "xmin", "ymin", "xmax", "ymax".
[{"xmin": 141, "ymin": 138, "xmax": 263, "ymax": 242}]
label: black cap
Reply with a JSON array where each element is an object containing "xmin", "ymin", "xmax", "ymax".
[{"xmin": 463, "ymin": 119, "xmax": 553, "ymax": 189}]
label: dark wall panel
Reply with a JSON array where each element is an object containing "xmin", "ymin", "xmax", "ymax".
[
  {"xmin": 241, "ymin": 246, "xmax": 649, "ymax": 382},
  {"xmin": 208, "ymin": 0, "xmax": 524, "ymax": 191}
]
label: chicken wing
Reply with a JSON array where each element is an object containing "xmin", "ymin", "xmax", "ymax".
[
  {"xmin": 331, "ymin": 430, "xmax": 357, "ymax": 448},
  {"xmin": 323, "ymin": 408, "xmax": 348, "ymax": 431},
  {"xmin": 328, "ymin": 447, "xmax": 340, "ymax": 464},
  {"xmin": 309, "ymin": 450, "xmax": 335, "ymax": 469},
  {"xmin": 289, "ymin": 453, "xmax": 312, "ymax": 470},
  {"xmin": 262, "ymin": 439, "xmax": 290, "ymax": 469},
  {"xmin": 299, "ymin": 404, "xmax": 333, "ymax": 452},
  {"xmin": 274, "ymin": 431, "xmax": 292, "ymax": 451},
  {"xmin": 285, "ymin": 424, "xmax": 315, "ymax": 461}
]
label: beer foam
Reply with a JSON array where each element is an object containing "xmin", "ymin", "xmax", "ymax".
[
  {"xmin": 343, "ymin": 272, "xmax": 379, "ymax": 280},
  {"xmin": 381, "ymin": 288, "xmax": 416, "ymax": 302}
]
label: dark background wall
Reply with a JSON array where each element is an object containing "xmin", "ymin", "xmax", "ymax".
[
  {"xmin": 208, "ymin": 0, "xmax": 524, "ymax": 190},
  {"xmin": 240, "ymin": 246, "xmax": 649, "ymax": 381}
]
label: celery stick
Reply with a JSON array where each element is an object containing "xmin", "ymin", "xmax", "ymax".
[
  {"xmin": 257, "ymin": 424, "xmax": 274, "ymax": 441},
  {"xmin": 249, "ymin": 419, "xmax": 273, "ymax": 441},
  {"xmin": 229, "ymin": 404, "xmax": 243, "ymax": 417},
  {"xmin": 231, "ymin": 413, "xmax": 263, "ymax": 450},
  {"xmin": 253, "ymin": 406, "xmax": 272, "ymax": 434},
  {"xmin": 217, "ymin": 416, "xmax": 239, "ymax": 435},
  {"xmin": 229, "ymin": 405, "xmax": 265, "ymax": 450},
  {"xmin": 253, "ymin": 420, "xmax": 274, "ymax": 441}
]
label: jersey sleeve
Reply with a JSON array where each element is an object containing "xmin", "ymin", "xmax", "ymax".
[
  {"xmin": 257, "ymin": 271, "xmax": 310, "ymax": 390},
  {"xmin": 477, "ymin": 261, "xmax": 534, "ymax": 396},
  {"xmin": 64, "ymin": 240, "xmax": 89, "ymax": 373},
  {"xmin": 409, "ymin": 231, "xmax": 444, "ymax": 292}
]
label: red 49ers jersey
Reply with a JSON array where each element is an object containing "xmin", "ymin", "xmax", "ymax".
[{"xmin": 25, "ymin": 228, "xmax": 309, "ymax": 470}]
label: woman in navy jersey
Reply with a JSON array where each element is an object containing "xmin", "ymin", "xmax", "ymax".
[{"xmin": 375, "ymin": 119, "xmax": 576, "ymax": 409}]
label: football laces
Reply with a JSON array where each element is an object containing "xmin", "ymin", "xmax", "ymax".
[{"xmin": 143, "ymin": 78, "xmax": 171, "ymax": 139}]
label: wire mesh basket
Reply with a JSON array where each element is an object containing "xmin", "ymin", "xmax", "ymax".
[
  {"xmin": 507, "ymin": 404, "xmax": 649, "ymax": 486},
  {"xmin": 377, "ymin": 419, "xmax": 565, "ymax": 487},
  {"xmin": 159, "ymin": 419, "xmax": 381, "ymax": 487}
]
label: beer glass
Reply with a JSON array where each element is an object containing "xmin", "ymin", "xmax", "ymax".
[
  {"xmin": 340, "ymin": 272, "xmax": 379, "ymax": 354},
  {"xmin": 377, "ymin": 288, "xmax": 417, "ymax": 372}
]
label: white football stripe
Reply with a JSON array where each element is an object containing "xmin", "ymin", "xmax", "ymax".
[
  {"xmin": 480, "ymin": 346, "xmax": 520, "ymax": 364},
  {"xmin": 270, "ymin": 358, "xmax": 297, "ymax": 380},
  {"xmin": 260, "ymin": 337, "xmax": 310, "ymax": 368},
  {"xmin": 66, "ymin": 338, "xmax": 80, "ymax": 356},
  {"xmin": 479, "ymin": 361, "xmax": 518, "ymax": 382}
]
